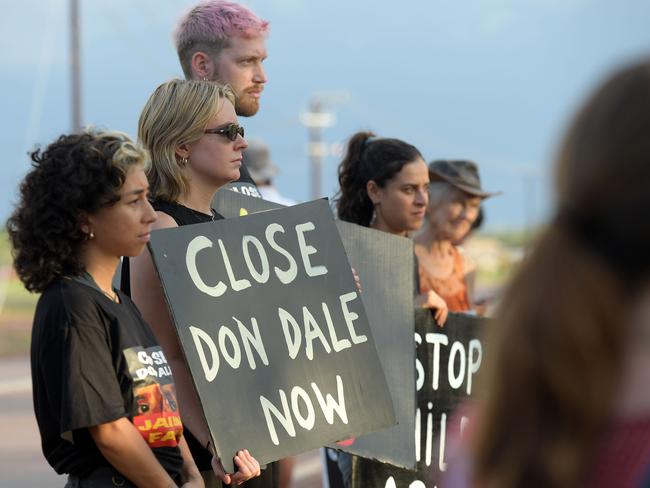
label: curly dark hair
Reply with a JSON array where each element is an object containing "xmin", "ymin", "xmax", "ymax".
[
  {"xmin": 6, "ymin": 130, "xmax": 148, "ymax": 293},
  {"xmin": 334, "ymin": 131, "xmax": 423, "ymax": 226}
]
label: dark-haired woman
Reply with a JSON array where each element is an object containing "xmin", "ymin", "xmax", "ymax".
[
  {"xmin": 333, "ymin": 131, "xmax": 445, "ymax": 487},
  {"xmin": 7, "ymin": 130, "xmax": 202, "ymax": 487},
  {"xmin": 335, "ymin": 131, "xmax": 448, "ymax": 325},
  {"xmin": 445, "ymin": 60, "xmax": 650, "ymax": 488}
]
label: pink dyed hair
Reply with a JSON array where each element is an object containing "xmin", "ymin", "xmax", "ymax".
[{"xmin": 173, "ymin": 1, "xmax": 269, "ymax": 78}]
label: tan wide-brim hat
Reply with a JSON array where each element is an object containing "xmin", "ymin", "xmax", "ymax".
[{"xmin": 428, "ymin": 159, "xmax": 502, "ymax": 198}]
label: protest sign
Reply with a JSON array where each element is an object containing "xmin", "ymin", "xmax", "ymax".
[
  {"xmin": 222, "ymin": 162, "xmax": 263, "ymax": 199},
  {"xmin": 332, "ymin": 222, "xmax": 416, "ymax": 469},
  {"xmin": 148, "ymin": 199, "xmax": 395, "ymax": 471},
  {"xmin": 352, "ymin": 311, "xmax": 487, "ymax": 488},
  {"xmin": 212, "ymin": 185, "xmax": 284, "ymax": 219}
]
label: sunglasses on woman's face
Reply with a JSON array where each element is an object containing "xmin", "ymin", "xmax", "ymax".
[{"xmin": 204, "ymin": 123, "xmax": 245, "ymax": 141}]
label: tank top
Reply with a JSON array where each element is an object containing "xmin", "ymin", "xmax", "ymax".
[{"xmin": 418, "ymin": 245, "xmax": 471, "ymax": 312}]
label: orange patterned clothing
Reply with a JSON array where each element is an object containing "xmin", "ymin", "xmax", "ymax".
[{"xmin": 418, "ymin": 245, "xmax": 471, "ymax": 312}]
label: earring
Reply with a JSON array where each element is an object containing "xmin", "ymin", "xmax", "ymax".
[
  {"xmin": 180, "ymin": 157, "xmax": 188, "ymax": 167},
  {"xmin": 370, "ymin": 204, "xmax": 378, "ymax": 226},
  {"xmin": 85, "ymin": 230, "xmax": 94, "ymax": 240},
  {"xmin": 202, "ymin": 76, "xmax": 208, "ymax": 82}
]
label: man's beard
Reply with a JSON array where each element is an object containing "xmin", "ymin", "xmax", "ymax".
[{"xmin": 235, "ymin": 92, "xmax": 261, "ymax": 117}]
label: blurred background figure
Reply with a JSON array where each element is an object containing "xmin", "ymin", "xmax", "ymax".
[
  {"xmin": 446, "ymin": 58, "xmax": 650, "ymax": 488},
  {"xmin": 414, "ymin": 160, "xmax": 500, "ymax": 315},
  {"xmin": 455, "ymin": 206, "xmax": 484, "ymax": 246},
  {"xmin": 243, "ymin": 140, "xmax": 296, "ymax": 206}
]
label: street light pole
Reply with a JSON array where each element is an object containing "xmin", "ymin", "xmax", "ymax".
[
  {"xmin": 300, "ymin": 97, "xmax": 335, "ymax": 200},
  {"xmin": 70, "ymin": 0, "xmax": 82, "ymax": 131}
]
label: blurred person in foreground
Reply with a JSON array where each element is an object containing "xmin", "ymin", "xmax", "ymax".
[
  {"xmin": 414, "ymin": 160, "xmax": 500, "ymax": 314},
  {"xmin": 445, "ymin": 59, "xmax": 650, "ymax": 488},
  {"xmin": 7, "ymin": 131, "xmax": 202, "ymax": 487},
  {"xmin": 243, "ymin": 139, "xmax": 296, "ymax": 206}
]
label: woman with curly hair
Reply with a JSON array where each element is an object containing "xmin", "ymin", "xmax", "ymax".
[
  {"xmin": 127, "ymin": 79, "xmax": 264, "ymax": 488},
  {"xmin": 7, "ymin": 130, "xmax": 203, "ymax": 487}
]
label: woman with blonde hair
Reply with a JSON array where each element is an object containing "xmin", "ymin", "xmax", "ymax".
[
  {"xmin": 447, "ymin": 60, "xmax": 650, "ymax": 488},
  {"xmin": 127, "ymin": 79, "xmax": 266, "ymax": 487},
  {"xmin": 414, "ymin": 160, "xmax": 499, "ymax": 314}
]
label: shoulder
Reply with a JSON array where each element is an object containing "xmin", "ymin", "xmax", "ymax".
[
  {"xmin": 456, "ymin": 246, "xmax": 475, "ymax": 274},
  {"xmin": 413, "ymin": 241, "xmax": 429, "ymax": 261},
  {"xmin": 152, "ymin": 211, "xmax": 179, "ymax": 230},
  {"xmin": 37, "ymin": 279, "xmax": 103, "ymax": 326}
]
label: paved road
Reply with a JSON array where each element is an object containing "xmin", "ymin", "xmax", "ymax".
[{"xmin": 0, "ymin": 356, "xmax": 323, "ymax": 487}]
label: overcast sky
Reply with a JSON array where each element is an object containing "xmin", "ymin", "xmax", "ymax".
[{"xmin": 2, "ymin": 0, "xmax": 650, "ymax": 229}]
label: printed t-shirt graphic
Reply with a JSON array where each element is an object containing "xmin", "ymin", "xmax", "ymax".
[{"xmin": 124, "ymin": 346, "xmax": 183, "ymax": 448}]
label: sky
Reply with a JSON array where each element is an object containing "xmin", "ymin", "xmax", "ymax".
[{"xmin": 2, "ymin": 0, "xmax": 650, "ymax": 230}]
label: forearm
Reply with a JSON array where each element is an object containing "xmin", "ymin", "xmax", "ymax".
[
  {"xmin": 170, "ymin": 357, "xmax": 211, "ymax": 447},
  {"xmin": 89, "ymin": 417, "xmax": 176, "ymax": 488},
  {"xmin": 178, "ymin": 436, "xmax": 202, "ymax": 485}
]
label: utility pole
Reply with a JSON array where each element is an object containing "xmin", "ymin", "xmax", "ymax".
[
  {"xmin": 300, "ymin": 97, "xmax": 335, "ymax": 200},
  {"xmin": 70, "ymin": 0, "xmax": 82, "ymax": 131}
]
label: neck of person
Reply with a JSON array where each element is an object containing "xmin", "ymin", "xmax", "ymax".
[
  {"xmin": 79, "ymin": 247, "xmax": 120, "ymax": 297},
  {"xmin": 370, "ymin": 217, "xmax": 408, "ymax": 237},
  {"xmin": 177, "ymin": 177, "xmax": 223, "ymax": 215},
  {"xmin": 417, "ymin": 224, "xmax": 453, "ymax": 254}
]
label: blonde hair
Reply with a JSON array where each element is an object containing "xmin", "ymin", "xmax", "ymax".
[{"xmin": 137, "ymin": 79, "xmax": 235, "ymax": 202}]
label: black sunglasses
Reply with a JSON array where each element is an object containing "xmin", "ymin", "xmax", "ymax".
[{"xmin": 204, "ymin": 123, "xmax": 245, "ymax": 141}]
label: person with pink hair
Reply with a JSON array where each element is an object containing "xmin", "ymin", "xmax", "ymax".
[{"xmin": 173, "ymin": 1, "xmax": 269, "ymax": 118}]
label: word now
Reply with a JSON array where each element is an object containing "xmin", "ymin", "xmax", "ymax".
[
  {"xmin": 260, "ymin": 374, "xmax": 348, "ymax": 445},
  {"xmin": 186, "ymin": 221, "xmax": 327, "ymax": 299}
]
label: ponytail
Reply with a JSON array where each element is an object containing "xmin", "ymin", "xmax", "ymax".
[{"xmin": 335, "ymin": 131, "xmax": 375, "ymax": 226}]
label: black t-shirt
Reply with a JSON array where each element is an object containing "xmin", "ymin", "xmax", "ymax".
[{"xmin": 31, "ymin": 277, "xmax": 184, "ymax": 479}]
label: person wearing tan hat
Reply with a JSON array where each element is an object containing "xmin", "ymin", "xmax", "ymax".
[{"xmin": 414, "ymin": 160, "xmax": 501, "ymax": 314}]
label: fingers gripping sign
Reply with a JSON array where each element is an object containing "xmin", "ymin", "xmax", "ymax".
[{"xmin": 209, "ymin": 441, "xmax": 261, "ymax": 485}]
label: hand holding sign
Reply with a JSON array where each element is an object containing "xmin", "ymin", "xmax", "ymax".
[{"xmin": 210, "ymin": 448, "xmax": 261, "ymax": 486}]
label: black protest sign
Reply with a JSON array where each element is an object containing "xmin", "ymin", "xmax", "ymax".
[
  {"xmin": 148, "ymin": 200, "xmax": 396, "ymax": 472},
  {"xmin": 352, "ymin": 311, "xmax": 486, "ymax": 488},
  {"xmin": 332, "ymin": 222, "xmax": 416, "ymax": 469},
  {"xmin": 212, "ymin": 185, "xmax": 284, "ymax": 219},
  {"xmin": 221, "ymin": 162, "xmax": 263, "ymax": 199}
]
